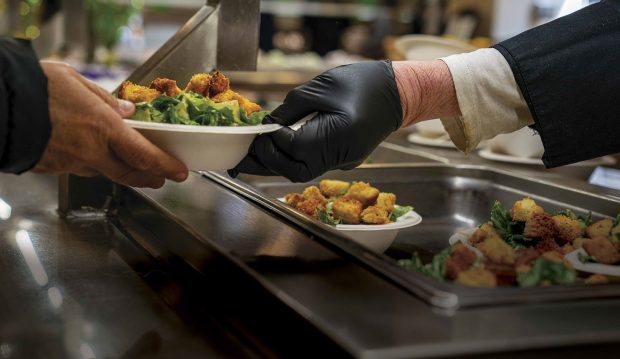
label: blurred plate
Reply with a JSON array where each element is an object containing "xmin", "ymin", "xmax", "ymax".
[
  {"xmin": 478, "ymin": 148, "xmax": 616, "ymax": 167},
  {"xmin": 407, "ymin": 132, "xmax": 456, "ymax": 149},
  {"xmin": 394, "ymin": 35, "xmax": 477, "ymax": 61},
  {"xmin": 124, "ymin": 119, "xmax": 281, "ymax": 171}
]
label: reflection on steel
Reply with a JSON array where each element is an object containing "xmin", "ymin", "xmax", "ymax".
[
  {"xmin": 453, "ymin": 213, "xmax": 475, "ymax": 226},
  {"xmin": 0, "ymin": 198, "xmax": 11, "ymax": 220},
  {"xmin": 15, "ymin": 230, "xmax": 49, "ymax": 287},
  {"xmin": 79, "ymin": 343, "xmax": 95, "ymax": 359},
  {"xmin": 48, "ymin": 286, "xmax": 63, "ymax": 309},
  {"xmin": 122, "ymin": 0, "xmax": 260, "ymax": 88}
]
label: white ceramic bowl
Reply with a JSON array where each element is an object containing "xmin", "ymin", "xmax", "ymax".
[
  {"xmin": 124, "ymin": 119, "xmax": 281, "ymax": 170},
  {"xmin": 394, "ymin": 35, "xmax": 477, "ymax": 61},
  {"xmin": 334, "ymin": 208, "xmax": 422, "ymax": 253},
  {"xmin": 488, "ymin": 127, "xmax": 545, "ymax": 159}
]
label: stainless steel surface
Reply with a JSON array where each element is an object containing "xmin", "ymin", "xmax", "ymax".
[
  {"xmin": 111, "ymin": 170, "xmax": 620, "ymax": 358},
  {"xmin": 0, "ymin": 173, "xmax": 256, "ymax": 358},
  {"xmin": 208, "ymin": 164, "xmax": 620, "ymax": 309},
  {"xmin": 122, "ymin": 0, "xmax": 259, "ymax": 88}
]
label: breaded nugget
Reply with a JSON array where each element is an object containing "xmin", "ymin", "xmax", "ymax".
[
  {"xmin": 331, "ymin": 197, "xmax": 363, "ymax": 224},
  {"xmin": 302, "ymin": 186, "xmax": 327, "ymax": 205},
  {"xmin": 585, "ymin": 218, "xmax": 613, "ymax": 239},
  {"xmin": 572, "ymin": 237, "xmax": 587, "ymax": 249},
  {"xmin": 319, "ymin": 179, "xmax": 350, "ymax": 198},
  {"xmin": 469, "ymin": 223, "xmax": 502, "ymax": 246},
  {"xmin": 118, "ymin": 81, "xmax": 161, "ymax": 103},
  {"xmin": 208, "ymin": 71, "xmax": 230, "ymax": 97},
  {"xmin": 475, "ymin": 234, "xmax": 516, "ymax": 265},
  {"xmin": 515, "ymin": 247, "xmax": 540, "ymax": 268},
  {"xmin": 285, "ymin": 193, "xmax": 304, "ymax": 208},
  {"xmin": 361, "ymin": 205, "xmax": 390, "ymax": 224},
  {"xmin": 582, "ymin": 237, "xmax": 620, "ymax": 264},
  {"xmin": 445, "ymin": 243, "xmax": 477, "ymax": 280},
  {"xmin": 523, "ymin": 212, "xmax": 557, "ymax": 240},
  {"xmin": 212, "ymin": 89, "xmax": 261, "ymax": 115},
  {"xmin": 483, "ymin": 261, "xmax": 517, "ymax": 286},
  {"xmin": 150, "ymin": 78, "xmax": 182, "ymax": 97},
  {"xmin": 511, "ymin": 197, "xmax": 545, "ymax": 222},
  {"xmin": 185, "ymin": 73, "xmax": 211, "ymax": 96},
  {"xmin": 534, "ymin": 237, "xmax": 562, "ymax": 254},
  {"xmin": 376, "ymin": 192, "xmax": 396, "ymax": 213},
  {"xmin": 552, "ymin": 215, "xmax": 582, "ymax": 244},
  {"xmin": 295, "ymin": 199, "xmax": 325, "ymax": 218},
  {"xmin": 455, "ymin": 268, "xmax": 497, "ymax": 288},
  {"xmin": 345, "ymin": 182, "xmax": 380, "ymax": 208}
]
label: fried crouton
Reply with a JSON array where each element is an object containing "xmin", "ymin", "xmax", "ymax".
[
  {"xmin": 118, "ymin": 81, "xmax": 161, "ymax": 103},
  {"xmin": 475, "ymin": 234, "xmax": 516, "ymax": 265},
  {"xmin": 208, "ymin": 71, "xmax": 230, "ymax": 97},
  {"xmin": 376, "ymin": 192, "xmax": 396, "ymax": 213},
  {"xmin": 573, "ymin": 237, "xmax": 587, "ymax": 249},
  {"xmin": 149, "ymin": 78, "xmax": 182, "ymax": 97},
  {"xmin": 445, "ymin": 243, "xmax": 477, "ymax": 280},
  {"xmin": 524, "ymin": 212, "xmax": 557, "ymax": 240},
  {"xmin": 552, "ymin": 215, "xmax": 582, "ymax": 244},
  {"xmin": 295, "ymin": 199, "xmax": 325, "ymax": 218},
  {"xmin": 285, "ymin": 193, "xmax": 304, "ymax": 208},
  {"xmin": 211, "ymin": 89, "xmax": 262, "ymax": 115},
  {"xmin": 185, "ymin": 73, "xmax": 211, "ymax": 96},
  {"xmin": 582, "ymin": 237, "xmax": 620, "ymax": 264},
  {"xmin": 585, "ymin": 218, "xmax": 613, "ymax": 239},
  {"xmin": 302, "ymin": 186, "xmax": 327, "ymax": 205},
  {"xmin": 332, "ymin": 197, "xmax": 363, "ymax": 224},
  {"xmin": 345, "ymin": 182, "xmax": 380, "ymax": 208},
  {"xmin": 534, "ymin": 237, "xmax": 562, "ymax": 254},
  {"xmin": 319, "ymin": 180, "xmax": 350, "ymax": 198},
  {"xmin": 361, "ymin": 206, "xmax": 390, "ymax": 224},
  {"xmin": 515, "ymin": 247, "xmax": 540, "ymax": 268},
  {"xmin": 483, "ymin": 261, "xmax": 517, "ymax": 286},
  {"xmin": 511, "ymin": 198, "xmax": 545, "ymax": 222},
  {"xmin": 469, "ymin": 223, "xmax": 502, "ymax": 246},
  {"xmin": 455, "ymin": 268, "xmax": 497, "ymax": 288}
]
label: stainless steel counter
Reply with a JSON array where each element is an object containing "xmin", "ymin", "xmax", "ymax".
[
  {"xmin": 0, "ymin": 174, "xmax": 256, "ymax": 358},
  {"xmin": 3, "ymin": 141, "xmax": 620, "ymax": 358}
]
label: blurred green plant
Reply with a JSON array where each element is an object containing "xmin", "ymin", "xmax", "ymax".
[{"xmin": 85, "ymin": 0, "xmax": 137, "ymax": 50}]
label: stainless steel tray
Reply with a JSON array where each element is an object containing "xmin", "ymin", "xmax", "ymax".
[{"xmin": 204, "ymin": 163, "xmax": 620, "ymax": 309}]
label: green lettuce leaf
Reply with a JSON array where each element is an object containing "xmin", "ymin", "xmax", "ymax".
[
  {"xmin": 398, "ymin": 246, "xmax": 451, "ymax": 281},
  {"xmin": 390, "ymin": 205, "xmax": 413, "ymax": 222},
  {"xmin": 490, "ymin": 201, "xmax": 529, "ymax": 249},
  {"xmin": 516, "ymin": 257, "xmax": 577, "ymax": 287}
]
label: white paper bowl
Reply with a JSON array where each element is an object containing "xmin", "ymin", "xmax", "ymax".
[
  {"xmin": 278, "ymin": 198, "xmax": 422, "ymax": 253},
  {"xmin": 124, "ymin": 119, "xmax": 281, "ymax": 170},
  {"xmin": 488, "ymin": 127, "xmax": 545, "ymax": 159},
  {"xmin": 334, "ymin": 208, "xmax": 422, "ymax": 252},
  {"xmin": 565, "ymin": 248, "xmax": 620, "ymax": 277}
]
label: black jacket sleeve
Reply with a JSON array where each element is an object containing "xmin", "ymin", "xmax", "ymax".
[
  {"xmin": 0, "ymin": 37, "xmax": 50, "ymax": 173},
  {"xmin": 493, "ymin": 0, "xmax": 620, "ymax": 168}
]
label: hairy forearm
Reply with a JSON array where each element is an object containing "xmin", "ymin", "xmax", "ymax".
[{"xmin": 392, "ymin": 60, "xmax": 460, "ymax": 127}]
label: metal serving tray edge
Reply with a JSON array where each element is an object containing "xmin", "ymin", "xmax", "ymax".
[{"xmin": 202, "ymin": 163, "xmax": 620, "ymax": 309}]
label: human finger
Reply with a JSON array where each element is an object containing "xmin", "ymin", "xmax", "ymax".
[
  {"xmin": 95, "ymin": 155, "xmax": 167, "ymax": 188},
  {"xmin": 77, "ymin": 74, "xmax": 135, "ymax": 117},
  {"xmin": 108, "ymin": 124, "xmax": 188, "ymax": 182}
]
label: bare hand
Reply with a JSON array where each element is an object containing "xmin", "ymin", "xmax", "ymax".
[{"xmin": 33, "ymin": 61, "xmax": 188, "ymax": 188}]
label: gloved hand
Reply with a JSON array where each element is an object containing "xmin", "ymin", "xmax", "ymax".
[{"xmin": 229, "ymin": 60, "xmax": 403, "ymax": 182}]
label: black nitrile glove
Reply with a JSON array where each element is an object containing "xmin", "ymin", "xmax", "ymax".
[{"xmin": 229, "ymin": 60, "xmax": 403, "ymax": 182}]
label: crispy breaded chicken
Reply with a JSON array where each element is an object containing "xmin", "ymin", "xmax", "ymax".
[
  {"xmin": 361, "ymin": 205, "xmax": 390, "ymax": 224},
  {"xmin": 184, "ymin": 73, "xmax": 211, "ymax": 96},
  {"xmin": 319, "ymin": 179, "xmax": 350, "ymax": 198},
  {"xmin": 150, "ymin": 78, "xmax": 182, "ymax": 97},
  {"xmin": 212, "ymin": 89, "xmax": 261, "ymax": 115},
  {"xmin": 118, "ymin": 81, "xmax": 161, "ymax": 103},
  {"xmin": 332, "ymin": 197, "xmax": 363, "ymax": 224},
  {"xmin": 208, "ymin": 71, "xmax": 230, "ymax": 97}
]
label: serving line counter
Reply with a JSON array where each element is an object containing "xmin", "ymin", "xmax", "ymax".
[{"xmin": 4, "ymin": 151, "xmax": 620, "ymax": 358}]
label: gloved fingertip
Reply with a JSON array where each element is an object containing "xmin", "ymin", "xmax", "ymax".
[{"xmin": 227, "ymin": 168, "xmax": 239, "ymax": 178}]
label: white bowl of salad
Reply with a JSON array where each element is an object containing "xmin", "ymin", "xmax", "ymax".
[{"xmin": 119, "ymin": 72, "xmax": 281, "ymax": 170}]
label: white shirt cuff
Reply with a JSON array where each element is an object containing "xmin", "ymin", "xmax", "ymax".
[{"xmin": 439, "ymin": 48, "xmax": 534, "ymax": 153}]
